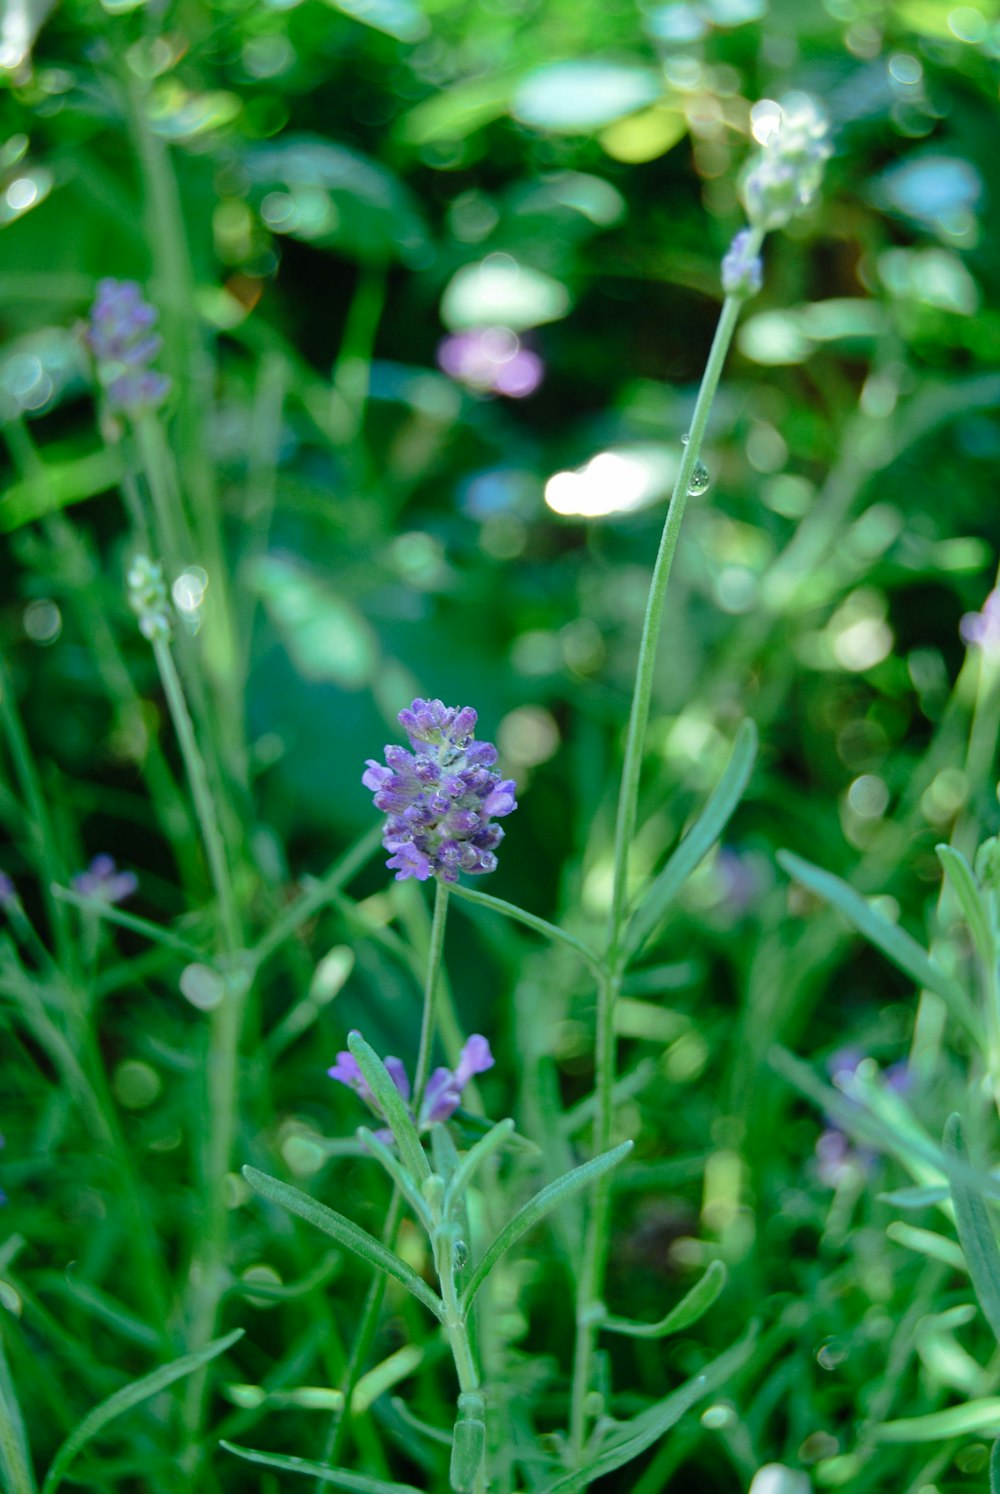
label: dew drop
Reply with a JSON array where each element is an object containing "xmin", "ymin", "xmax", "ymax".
[{"xmin": 688, "ymin": 459, "xmax": 710, "ymax": 496}]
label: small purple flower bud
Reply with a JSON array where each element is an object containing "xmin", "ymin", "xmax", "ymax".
[
  {"xmin": 961, "ymin": 589, "xmax": 1000, "ymax": 658},
  {"xmin": 422, "ymin": 1067, "xmax": 462, "ymax": 1124},
  {"xmin": 364, "ymin": 699, "xmax": 517, "ymax": 883},
  {"xmin": 330, "ymin": 1030, "xmax": 495, "ymax": 1136},
  {"xmin": 72, "ymin": 855, "xmax": 138, "ymax": 903},
  {"xmin": 328, "ymin": 1050, "xmax": 373, "ymax": 1105},
  {"xmin": 384, "ymin": 1056, "xmax": 411, "ymax": 1102},
  {"xmin": 721, "ymin": 230, "xmax": 763, "ymax": 298},
  {"xmin": 454, "ymin": 1035, "xmax": 494, "ymax": 1088},
  {"xmin": 0, "ymin": 873, "xmax": 15, "ymax": 910}
]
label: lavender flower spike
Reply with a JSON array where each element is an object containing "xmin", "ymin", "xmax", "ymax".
[
  {"xmin": 329, "ymin": 1032, "xmax": 495, "ymax": 1134},
  {"xmin": 741, "ymin": 93, "xmax": 832, "ymax": 232},
  {"xmin": 364, "ymin": 698, "xmax": 517, "ymax": 883},
  {"xmin": 87, "ymin": 278, "xmax": 171, "ymax": 416},
  {"xmin": 721, "ymin": 230, "xmax": 763, "ymax": 299}
]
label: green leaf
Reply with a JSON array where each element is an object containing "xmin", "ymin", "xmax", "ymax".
[
  {"xmin": 221, "ymin": 1441, "xmax": 423, "ymax": 1491},
  {"xmin": 445, "ymin": 1119, "xmax": 516, "ymax": 1215},
  {"xmin": 601, "ymin": 1260, "xmax": 726, "ymax": 1338},
  {"xmin": 245, "ymin": 554, "xmax": 379, "ymax": 688},
  {"xmin": 536, "ymin": 1328, "xmax": 757, "ymax": 1491},
  {"xmin": 357, "ymin": 1126, "xmax": 434, "ymax": 1230},
  {"xmin": 511, "ymin": 60, "xmax": 662, "ymax": 135},
  {"xmin": 461, "ymin": 1141, "xmax": 633, "ymax": 1312},
  {"xmin": 0, "ymin": 447, "xmax": 124, "ymax": 531},
  {"xmin": 243, "ymin": 136, "xmax": 428, "ymax": 267},
  {"xmin": 242, "ymin": 1167, "xmax": 444, "ymax": 1321},
  {"xmin": 348, "ymin": 1032, "xmax": 431, "ymax": 1188},
  {"xmin": 937, "ymin": 845, "xmax": 995, "ymax": 972},
  {"xmin": 449, "ymin": 884, "xmax": 603, "ymax": 976},
  {"xmin": 872, "ymin": 1397, "xmax": 1000, "ymax": 1442},
  {"xmin": 945, "ymin": 1114, "xmax": 1000, "ymax": 1346},
  {"xmin": 886, "ymin": 1221, "xmax": 966, "ymax": 1271},
  {"xmin": 991, "ymin": 1435, "xmax": 1000, "ymax": 1494},
  {"xmin": 318, "ymin": 0, "xmax": 428, "ymax": 41},
  {"xmin": 777, "ymin": 851, "xmax": 984, "ymax": 1049},
  {"xmin": 0, "ymin": 1340, "xmax": 37, "ymax": 1494},
  {"xmin": 41, "ymin": 1329, "xmax": 243, "ymax": 1494},
  {"xmin": 626, "ymin": 720, "xmax": 757, "ymax": 958},
  {"xmin": 877, "ymin": 1184, "xmax": 950, "ymax": 1209}
]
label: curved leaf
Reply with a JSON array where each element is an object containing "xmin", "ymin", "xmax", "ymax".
[
  {"xmin": 601, "ymin": 1260, "xmax": 726, "ymax": 1339},
  {"xmin": 945, "ymin": 1113, "xmax": 1000, "ymax": 1346},
  {"xmin": 221, "ymin": 1441, "xmax": 422, "ymax": 1491}
]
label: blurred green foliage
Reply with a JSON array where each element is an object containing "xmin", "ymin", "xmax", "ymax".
[{"xmin": 2, "ymin": 0, "xmax": 1000, "ymax": 1487}]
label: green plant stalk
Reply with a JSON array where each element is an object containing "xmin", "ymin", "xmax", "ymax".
[
  {"xmin": 413, "ymin": 879, "xmax": 451, "ymax": 1104},
  {"xmin": 571, "ymin": 246, "xmax": 762, "ymax": 1461},
  {"xmin": 151, "ymin": 634, "xmax": 246, "ymax": 1471}
]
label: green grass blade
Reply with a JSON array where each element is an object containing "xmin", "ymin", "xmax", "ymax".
[
  {"xmin": 944, "ymin": 1113, "xmax": 1000, "ymax": 1346},
  {"xmin": 777, "ymin": 851, "xmax": 984, "ymax": 1048},
  {"xmin": 0, "ymin": 1339, "xmax": 37, "ymax": 1494},
  {"xmin": 348, "ymin": 1032, "xmax": 430, "ymax": 1187},
  {"xmin": 448, "ymin": 884, "xmax": 604, "ymax": 976},
  {"xmin": 625, "ymin": 719, "xmax": 757, "ymax": 959},
  {"xmin": 357, "ymin": 1126, "xmax": 434, "ymax": 1229},
  {"xmin": 991, "ymin": 1435, "xmax": 1000, "ymax": 1494},
  {"xmin": 461, "ymin": 1141, "xmax": 633, "ymax": 1313},
  {"xmin": 536, "ymin": 1327, "xmax": 757, "ymax": 1492},
  {"xmin": 937, "ymin": 844, "xmax": 995, "ymax": 972},
  {"xmin": 444, "ymin": 1119, "xmax": 516, "ymax": 1215},
  {"xmin": 601, "ymin": 1260, "xmax": 726, "ymax": 1339},
  {"xmin": 871, "ymin": 1398, "xmax": 1000, "ymax": 1442},
  {"xmin": 40, "ymin": 1328, "xmax": 243, "ymax": 1494},
  {"xmin": 221, "ymin": 1441, "xmax": 423, "ymax": 1491},
  {"xmin": 243, "ymin": 1167, "xmax": 444, "ymax": 1320}
]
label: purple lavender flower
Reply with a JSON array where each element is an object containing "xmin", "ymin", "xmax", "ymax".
[
  {"xmin": 437, "ymin": 327, "xmax": 543, "ymax": 399},
  {"xmin": 0, "ymin": 873, "xmax": 15, "ymax": 911},
  {"xmin": 364, "ymin": 698, "xmax": 517, "ymax": 883},
  {"xmin": 87, "ymin": 279, "xmax": 171, "ymax": 416},
  {"xmin": 72, "ymin": 855, "xmax": 138, "ymax": 904},
  {"xmin": 721, "ymin": 230, "xmax": 763, "ymax": 298},
  {"xmin": 961, "ymin": 589, "xmax": 1000, "ymax": 658},
  {"xmin": 328, "ymin": 1032, "xmax": 494, "ymax": 1133}
]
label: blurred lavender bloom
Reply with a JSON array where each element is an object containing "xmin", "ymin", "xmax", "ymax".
[
  {"xmin": 815, "ymin": 1051, "xmax": 910, "ymax": 1187},
  {"xmin": 437, "ymin": 327, "xmax": 543, "ymax": 399},
  {"xmin": 87, "ymin": 279, "xmax": 171, "ymax": 416},
  {"xmin": 328, "ymin": 1033, "xmax": 494, "ymax": 1134},
  {"xmin": 960, "ymin": 589, "xmax": 1000, "ymax": 658},
  {"xmin": 72, "ymin": 855, "xmax": 138, "ymax": 903},
  {"xmin": 721, "ymin": 229, "xmax": 763, "ymax": 298},
  {"xmin": 364, "ymin": 697, "xmax": 517, "ymax": 883},
  {"xmin": 741, "ymin": 94, "xmax": 832, "ymax": 231},
  {"xmin": 0, "ymin": 873, "xmax": 15, "ymax": 910}
]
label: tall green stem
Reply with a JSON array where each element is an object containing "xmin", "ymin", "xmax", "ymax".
[
  {"xmin": 414, "ymin": 879, "xmax": 451, "ymax": 1105},
  {"xmin": 570, "ymin": 249, "xmax": 761, "ymax": 1464}
]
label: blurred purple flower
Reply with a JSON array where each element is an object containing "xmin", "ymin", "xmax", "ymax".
[
  {"xmin": 815, "ymin": 1051, "xmax": 910, "ymax": 1187},
  {"xmin": 328, "ymin": 1032, "xmax": 494, "ymax": 1133},
  {"xmin": 364, "ymin": 698, "xmax": 517, "ymax": 883},
  {"xmin": 87, "ymin": 279, "xmax": 171, "ymax": 416},
  {"xmin": 721, "ymin": 230, "xmax": 763, "ymax": 297},
  {"xmin": 961, "ymin": 589, "xmax": 1000, "ymax": 658},
  {"xmin": 72, "ymin": 855, "xmax": 138, "ymax": 903},
  {"xmin": 0, "ymin": 873, "xmax": 15, "ymax": 910},
  {"xmin": 437, "ymin": 327, "xmax": 543, "ymax": 399}
]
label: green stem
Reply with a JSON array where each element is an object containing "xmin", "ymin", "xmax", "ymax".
[
  {"xmin": 249, "ymin": 823, "xmax": 383, "ymax": 972},
  {"xmin": 449, "ymin": 882, "xmax": 604, "ymax": 977},
  {"xmin": 413, "ymin": 879, "xmax": 451, "ymax": 1106},
  {"xmin": 151, "ymin": 637, "xmax": 241, "ymax": 956},
  {"xmin": 570, "ymin": 253, "xmax": 761, "ymax": 1466}
]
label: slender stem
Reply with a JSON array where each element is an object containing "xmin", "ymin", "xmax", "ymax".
[
  {"xmin": 570, "ymin": 253, "xmax": 761, "ymax": 1465},
  {"xmin": 151, "ymin": 637, "xmax": 241, "ymax": 956},
  {"xmin": 249, "ymin": 823, "xmax": 383, "ymax": 972},
  {"xmin": 413, "ymin": 879, "xmax": 451, "ymax": 1106}
]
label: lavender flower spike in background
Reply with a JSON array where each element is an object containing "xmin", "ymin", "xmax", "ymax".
[
  {"xmin": 364, "ymin": 697, "xmax": 517, "ymax": 882},
  {"xmin": 329, "ymin": 1033, "xmax": 494, "ymax": 1134},
  {"xmin": 72, "ymin": 855, "xmax": 138, "ymax": 904},
  {"xmin": 87, "ymin": 279, "xmax": 171, "ymax": 416}
]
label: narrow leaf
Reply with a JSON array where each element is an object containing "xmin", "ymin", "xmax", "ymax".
[
  {"xmin": 536, "ymin": 1327, "xmax": 757, "ymax": 1492},
  {"xmin": 601, "ymin": 1260, "xmax": 726, "ymax": 1339},
  {"xmin": 626, "ymin": 719, "xmax": 757, "ymax": 958},
  {"xmin": 777, "ymin": 851, "xmax": 984, "ymax": 1048},
  {"xmin": 872, "ymin": 1397, "xmax": 1000, "ymax": 1442},
  {"xmin": 348, "ymin": 1032, "xmax": 430, "ymax": 1186},
  {"xmin": 886, "ymin": 1222, "xmax": 966, "ymax": 1272},
  {"xmin": 945, "ymin": 1113, "xmax": 1000, "ymax": 1346},
  {"xmin": 357, "ymin": 1127, "xmax": 434, "ymax": 1229},
  {"xmin": 41, "ymin": 1329, "xmax": 243, "ymax": 1494},
  {"xmin": 937, "ymin": 845, "xmax": 995, "ymax": 973},
  {"xmin": 243, "ymin": 1167, "xmax": 444, "ymax": 1320},
  {"xmin": 221, "ymin": 1441, "xmax": 423, "ymax": 1492},
  {"xmin": 991, "ymin": 1435, "xmax": 1000, "ymax": 1494},
  {"xmin": 449, "ymin": 883, "xmax": 604, "ymax": 976},
  {"xmin": 0, "ymin": 1345, "xmax": 37, "ymax": 1494},
  {"xmin": 461, "ymin": 1141, "xmax": 633, "ymax": 1312},
  {"xmin": 877, "ymin": 1185, "xmax": 949, "ymax": 1210},
  {"xmin": 445, "ymin": 1119, "xmax": 516, "ymax": 1215}
]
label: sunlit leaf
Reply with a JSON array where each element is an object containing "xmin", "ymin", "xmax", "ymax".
[
  {"xmin": 246, "ymin": 555, "xmax": 379, "ymax": 689},
  {"xmin": 511, "ymin": 61, "xmax": 662, "ymax": 135},
  {"xmin": 319, "ymin": 0, "xmax": 428, "ymax": 41},
  {"xmin": 441, "ymin": 256, "xmax": 571, "ymax": 332}
]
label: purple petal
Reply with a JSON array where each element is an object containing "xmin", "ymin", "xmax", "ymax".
[
  {"xmin": 421, "ymin": 1066, "xmax": 462, "ymax": 1125},
  {"xmin": 384, "ymin": 1056, "xmax": 412, "ymax": 1102},
  {"xmin": 454, "ymin": 1035, "xmax": 494, "ymax": 1088}
]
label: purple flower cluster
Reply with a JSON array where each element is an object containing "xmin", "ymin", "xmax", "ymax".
[
  {"xmin": 364, "ymin": 699, "xmax": 517, "ymax": 883},
  {"xmin": 72, "ymin": 855, "xmax": 138, "ymax": 904},
  {"xmin": 329, "ymin": 1032, "xmax": 494, "ymax": 1133},
  {"xmin": 87, "ymin": 279, "xmax": 171, "ymax": 415}
]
